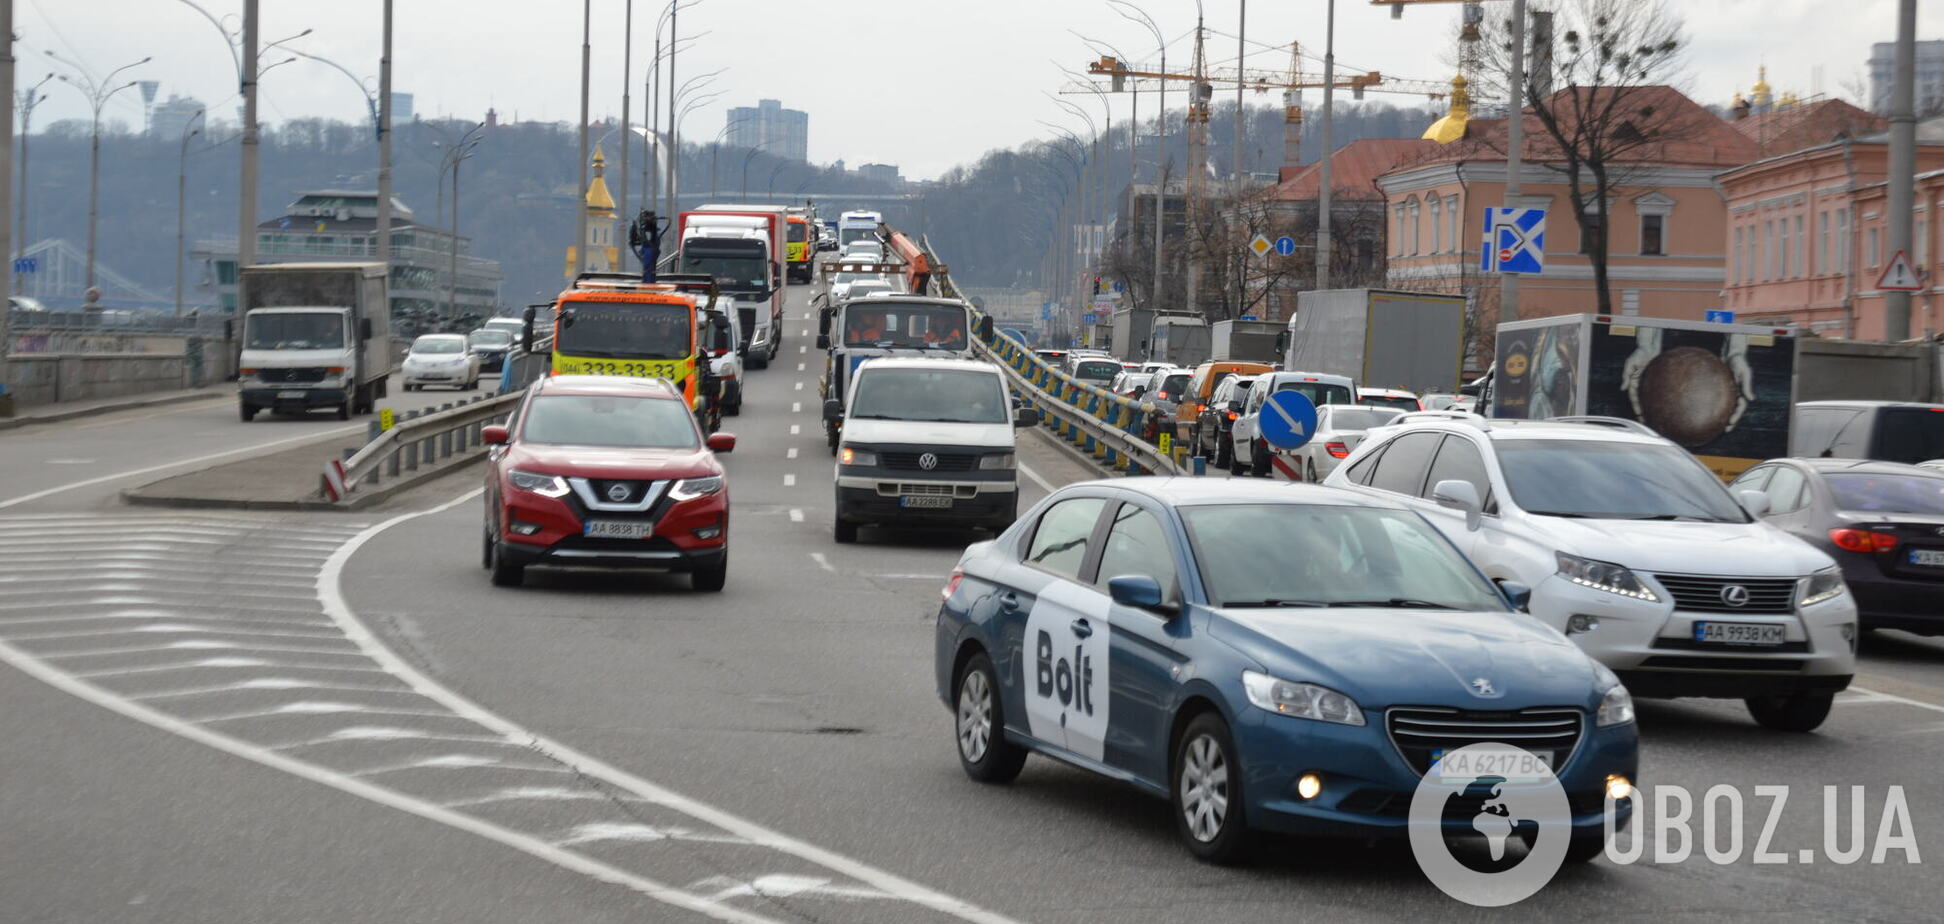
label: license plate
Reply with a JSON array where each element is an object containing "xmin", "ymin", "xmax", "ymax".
[
  {"xmin": 583, "ymin": 520, "xmax": 652, "ymax": 539},
  {"xmin": 1909, "ymin": 549, "xmax": 1944, "ymax": 567},
  {"xmin": 1432, "ymin": 748, "xmax": 1552, "ymax": 781},
  {"xmin": 276, "ymin": 390, "xmax": 306, "ymax": 399},
  {"xmin": 1693, "ymin": 621, "xmax": 1786, "ymax": 646},
  {"xmin": 900, "ymin": 495, "xmax": 953, "ymax": 509}
]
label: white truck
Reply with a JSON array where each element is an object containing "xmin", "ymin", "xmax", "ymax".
[
  {"xmin": 1281, "ymin": 288, "xmax": 1466, "ymax": 394},
  {"xmin": 1209, "ymin": 319, "xmax": 1283, "ymax": 363},
  {"xmin": 236, "ymin": 262, "xmax": 391, "ymax": 421}
]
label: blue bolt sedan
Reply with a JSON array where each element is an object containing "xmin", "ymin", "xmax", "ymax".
[{"xmin": 934, "ymin": 477, "xmax": 1639, "ymax": 863}]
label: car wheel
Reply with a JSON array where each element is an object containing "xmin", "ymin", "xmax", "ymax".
[
  {"xmin": 239, "ymin": 403, "xmax": 257, "ymax": 422},
  {"xmin": 834, "ymin": 513, "xmax": 858, "ymax": 544},
  {"xmin": 725, "ymin": 401, "xmax": 741, "ymax": 417},
  {"xmin": 955, "ymin": 652, "xmax": 1027, "ymax": 783},
  {"xmin": 1745, "ymin": 690, "xmax": 1834, "ymax": 732},
  {"xmin": 691, "ymin": 553, "xmax": 728, "ymax": 592},
  {"xmin": 1173, "ymin": 712, "xmax": 1249, "ymax": 863},
  {"xmin": 404, "ymin": 383, "xmax": 416, "ymax": 392},
  {"xmin": 1250, "ymin": 441, "xmax": 1270, "ymax": 477},
  {"xmin": 487, "ymin": 533, "xmax": 525, "ymax": 587},
  {"xmin": 750, "ymin": 353, "xmax": 769, "ymax": 370},
  {"xmin": 336, "ymin": 401, "xmax": 351, "ymax": 421},
  {"xmin": 1306, "ymin": 458, "xmax": 1319, "ymax": 483},
  {"xmin": 1215, "ymin": 437, "xmax": 1233, "ymax": 471}
]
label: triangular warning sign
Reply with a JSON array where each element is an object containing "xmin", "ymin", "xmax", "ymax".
[{"xmin": 1877, "ymin": 250, "xmax": 1925, "ymax": 291}]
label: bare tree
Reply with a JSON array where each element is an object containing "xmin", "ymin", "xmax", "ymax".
[{"xmin": 1479, "ymin": 0, "xmax": 1693, "ymax": 314}]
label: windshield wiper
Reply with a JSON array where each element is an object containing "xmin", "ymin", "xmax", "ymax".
[
  {"xmin": 1223, "ymin": 599, "xmax": 1328, "ymax": 608},
  {"xmin": 1525, "ymin": 510, "xmax": 1599, "ymax": 518},
  {"xmin": 1332, "ymin": 598, "xmax": 1463, "ymax": 609},
  {"xmin": 1629, "ymin": 513, "xmax": 1732, "ymax": 522}
]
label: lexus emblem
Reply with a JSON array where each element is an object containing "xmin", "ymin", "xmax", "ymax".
[
  {"xmin": 606, "ymin": 483, "xmax": 631, "ymax": 502},
  {"xmin": 1469, "ymin": 677, "xmax": 1496, "ymax": 697},
  {"xmin": 918, "ymin": 452, "xmax": 939, "ymax": 471},
  {"xmin": 1719, "ymin": 584, "xmax": 1751, "ymax": 608}
]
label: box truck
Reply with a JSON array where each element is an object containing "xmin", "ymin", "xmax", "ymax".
[
  {"xmin": 1282, "ymin": 288, "xmax": 1466, "ymax": 393},
  {"xmin": 679, "ymin": 206, "xmax": 787, "ymax": 365},
  {"xmin": 1209, "ymin": 319, "xmax": 1283, "ymax": 363},
  {"xmin": 236, "ymin": 262, "xmax": 390, "ymax": 421}
]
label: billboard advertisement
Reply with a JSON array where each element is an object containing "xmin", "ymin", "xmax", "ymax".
[
  {"xmin": 1585, "ymin": 322, "xmax": 1794, "ymax": 479},
  {"xmin": 1491, "ymin": 319, "xmax": 1581, "ymax": 420}
]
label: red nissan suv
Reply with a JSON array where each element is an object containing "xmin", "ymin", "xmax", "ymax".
[{"xmin": 482, "ymin": 375, "xmax": 735, "ymax": 590}]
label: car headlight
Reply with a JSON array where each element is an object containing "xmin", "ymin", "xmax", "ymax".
[
  {"xmin": 1800, "ymin": 566, "xmax": 1847, "ymax": 606},
  {"xmin": 508, "ymin": 469, "xmax": 570, "ymax": 498},
  {"xmin": 1596, "ymin": 684, "xmax": 1635, "ymax": 727},
  {"xmin": 978, "ymin": 452, "xmax": 1015, "ymax": 470},
  {"xmin": 1555, "ymin": 552, "xmax": 1660, "ymax": 602},
  {"xmin": 668, "ymin": 475, "xmax": 723, "ymax": 502},
  {"xmin": 839, "ymin": 446, "xmax": 877, "ymax": 466},
  {"xmin": 1240, "ymin": 670, "xmax": 1365, "ymax": 726}
]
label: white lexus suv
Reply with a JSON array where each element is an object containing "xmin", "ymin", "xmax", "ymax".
[{"xmin": 1324, "ymin": 414, "xmax": 1857, "ymax": 732}]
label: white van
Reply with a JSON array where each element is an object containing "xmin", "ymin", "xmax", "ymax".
[{"xmin": 826, "ymin": 357, "xmax": 1037, "ymax": 543}]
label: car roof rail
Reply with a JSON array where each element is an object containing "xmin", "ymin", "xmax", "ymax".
[
  {"xmin": 1390, "ymin": 409, "xmax": 1491, "ymax": 430},
  {"xmin": 1549, "ymin": 415, "xmax": 1658, "ymax": 436}
]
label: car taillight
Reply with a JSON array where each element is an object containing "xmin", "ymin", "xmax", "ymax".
[
  {"xmin": 1325, "ymin": 441, "xmax": 1350, "ymax": 458},
  {"xmin": 1829, "ymin": 528, "xmax": 1900, "ymax": 553},
  {"xmin": 942, "ymin": 568, "xmax": 963, "ymax": 600},
  {"xmin": 1225, "ymin": 411, "xmax": 1237, "ymax": 421}
]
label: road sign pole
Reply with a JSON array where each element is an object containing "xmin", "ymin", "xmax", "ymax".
[{"xmin": 1502, "ymin": 0, "xmax": 1527, "ymax": 323}]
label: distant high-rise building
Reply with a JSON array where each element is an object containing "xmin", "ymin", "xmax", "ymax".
[
  {"xmin": 725, "ymin": 99, "xmax": 808, "ymax": 163},
  {"xmin": 148, "ymin": 94, "xmax": 206, "ymax": 140},
  {"xmin": 857, "ymin": 163, "xmax": 902, "ymax": 186},
  {"xmin": 391, "ymin": 91, "xmax": 415, "ymax": 124},
  {"xmin": 1868, "ymin": 40, "xmax": 1944, "ymax": 114}
]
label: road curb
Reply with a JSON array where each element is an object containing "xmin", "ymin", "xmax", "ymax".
[
  {"xmin": 0, "ymin": 389, "xmax": 229, "ymax": 431},
  {"xmin": 121, "ymin": 452, "xmax": 486, "ymax": 512}
]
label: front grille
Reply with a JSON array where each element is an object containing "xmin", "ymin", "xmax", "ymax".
[
  {"xmin": 1652, "ymin": 636, "xmax": 1811, "ymax": 654},
  {"xmin": 881, "ymin": 451, "xmax": 977, "ymax": 472},
  {"xmin": 1386, "ymin": 707, "xmax": 1583, "ymax": 775},
  {"xmin": 737, "ymin": 307, "xmax": 757, "ymax": 345},
  {"xmin": 1638, "ymin": 655, "xmax": 1805, "ymax": 672},
  {"xmin": 1653, "ymin": 574, "xmax": 1798, "ymax": 614},
  {"xmin": 589, "ymin": 479, "xmax": 652, "ymax": 505},
  {"xmin": 256, "ymin": 367, "xmax": 328, "ymax": 383}
]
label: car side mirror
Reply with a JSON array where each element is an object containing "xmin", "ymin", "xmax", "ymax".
[
  {"xmin": 978, "ymin": 315, "xmax": 995, "ymax": 343},
  {"xmin": 816, "ymin": 333, "xmax": 830, "ymax": 350},
  {"xmin": 521, "ymin": 306, "xmax": 538, "ymax": 354},
  {"xmin": 1738, "ymin": 489, "xmax": 1771, "ymax": 518},
  {"xmin": 359, "ymin": 317, "xmax": 373, "ymax": 341},
  {"xmin": 822, "ymin": 398, "xmax": 843, "ymax": 422},
  {"xmin": 1013, "ymin": 407, "xmax": 1040, "ymax": 428},
  {"xmin": 1227, "ymin": 400, "xmax": 1242, "ymax": 413},
  {"xmin": 1495, "ymin": 579, "xmax": 1533, "ymax": 613},
  {"xmin": 707, "ymin": 432, "xmax": 736, "ymax": 453},
  {"xmin": 482, "ymin": 425, "xmax": 509, "ymax": 445},
  {"xmin": 1107, "ymin": 574, "xmax": 1177, "ymax": 616},
  {"xmin": 1432, "ymin": 478, "xmax": 1483, "ymax": 531}
]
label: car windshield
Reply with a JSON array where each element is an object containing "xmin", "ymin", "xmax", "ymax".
[
  {"xmin": 245, "ymin": 312, "xmax": 343, "ymax": 350},
  {"xmin": 1322, "ymin": 407, "xmax": 1401, "ymax": 431},
  {"xmin": 1074, "ymin": 360, "xmax": 1120, "ymax": 383},
  {"xmin": 1825, "ymin": 473, "xmax": 1944, "ymax": 515},
  {"xmin": 1875, "ymin": 408, "xmax": 1944, "ymax": 464},
  {"xmin": 1155, "ymin": 373, "xmax": 1192, "ymax": 400},
  {"xmin": 848, "ymin": 368, "xmax": 1007, "ymax": 424},
  {"xmin": 1182, "ymin": 504, "xmax": 1507, "ymax": 611},
  {"xmin": 841, "ymin": 303, "xmax": 968, "ymax": 349},
  {"xmin": 679, "ymin": 253, "xmax": 768, "ymax": 291},
  {"xmin": 1361, "ymin": 393, "xmax": 1419, "ymax": 411},
  {"xmin": 469, "ymin": 329, "xmax": 514, "ymax": 347},
  {"xmin": 1275, "ymin": 380, "xmax": 1355, "ymax": 406},
  {"xmin": 519, "ymin": 394, "xmax": 700, "ymax": 449},
  {"xmin": 555, "ymin": 301, "xmax": 691, "ymax": 360},
  {"xmin": 1498, "ymin": 439, "xmax": 1748, "ymax": 522},
  {"xmin": 412, "ymin": 337, "xmax": 465, "ymax": 355}
]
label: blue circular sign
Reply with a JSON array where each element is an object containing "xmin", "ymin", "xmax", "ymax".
[
  {"xmin": 1274, "ymin": 235, "xmax": 1297, "ymax": 256},
  {"xmin": 1258, "ymin": 390, "xmax": 1319, "ymax": 450}
]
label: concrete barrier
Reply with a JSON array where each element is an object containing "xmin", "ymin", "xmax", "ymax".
[{"xmin": 6, "ymin": 352, "xmax": 197, "ymax": 407}]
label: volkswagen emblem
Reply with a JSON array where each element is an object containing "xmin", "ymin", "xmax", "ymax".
[
  {"xmin": 1719, "ymin": 584, "xmax": 1751, "ymax": 608},
  {"xmin": 606, "ymin": 483, "xmax": 631, "ymax": 502},
  {"xmin": 918, "ymin": 452, "xmax": 939, "ymax": 471},
  {"xmin": 1469, "ymin": 677, "xmax": 1496, "ymax": 697}
]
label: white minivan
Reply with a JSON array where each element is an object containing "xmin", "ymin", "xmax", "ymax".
[{"xmin": 826, "ymin": 357, "xmax": 1037, "ymax": 543}]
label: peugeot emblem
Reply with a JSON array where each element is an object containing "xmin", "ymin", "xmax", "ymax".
[
  {"xmin": 1719, "ymin": 584, "xmax": 1751, "ymax": 608},
  {"xmin": 918, "ymin": 452, "xmax": 939, "ymax": 471},
  {"xmin": 1469, "ymin": 677, "xmax": 1496, "ymax": 697},
  {"xmin": 606, "ymin": 483, "xmax": 630, "ymax": 502}
]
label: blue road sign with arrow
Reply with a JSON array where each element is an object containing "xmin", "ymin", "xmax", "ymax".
[
  {"xmin": 1480, "ymin": 207, "xmax": 1546, "ymax": 275},
  {"xmin": 1258, "ymin": 390, "xmax": 1319, "ymax": 451},
  {"xmin": 1274, "ymin": 235, "xmax": 1297, "ymax": 256}
]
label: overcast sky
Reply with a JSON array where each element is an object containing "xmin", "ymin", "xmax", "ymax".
[{"xmin": 19, "ymin": 0, "xmax": 1939, "ymax": 180}]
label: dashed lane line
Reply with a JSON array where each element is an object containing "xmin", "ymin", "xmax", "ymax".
[
  {"xmin": 786, "ymin": 448, "xmax": 798, "ymax": 460},
  {"xmin": 1018, "ymin": 462, "xmax": 1054, "ymax": 493},
  {"xmin": 783, "ymin": 474, "xmax": 797, "ymax": 487},
  {"xmin": 789, "ymin": 509, "xmax": 804, "ymax": 523}
]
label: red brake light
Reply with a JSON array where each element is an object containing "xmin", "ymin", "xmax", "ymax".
[
  {"xmin": 1226, "ymin": 411, "xmax": 1238, "ymax": 420},
  {"xmin": 1829, "ymin": 528, "xmax": 1899, "ymax": 553},
  {"xmin": 1325, "ymin": 441, "xmax": 1350, "ymax": 458},
  {"xmin": 942, "ymin": 568, "xmax": 964, "ymax": 600}
]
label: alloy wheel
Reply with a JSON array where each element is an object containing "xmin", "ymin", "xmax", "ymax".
[{"xmin": 1179, "ymin": 734, "xmax": 1229, "ymax": 842}]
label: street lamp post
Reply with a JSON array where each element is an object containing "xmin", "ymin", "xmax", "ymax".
[
  {"xmin": 14, "ymin": 72, "xmax": 53, "ymax": 297},
  {"xmin": 741, "ymin": 145, "xmax": 765, "ymax": 197},
  {"xmin": 709, "ymin": 117, "xmax": 755, "ymax": 196},
  {"xmin": 50, "ymin": 52, "xmax": 151, "ymax": 303},
  {"xmin": 620, "ymin": 0, "xmax": 635, "ymax": 267},
  {"xmin": 177, "ymin": 109, "xmax": 205, "ymax": 316},
  {"xmin": 436, "ymin": 126, "xmax": 484, "ymax": 324},
  {"xmin": 1111, "ymin": 1, "xmax": 1167, "ymax": 309},
  {"xmin": 576, "ymin": 0, "xmax": 592, "ymax": 276}
]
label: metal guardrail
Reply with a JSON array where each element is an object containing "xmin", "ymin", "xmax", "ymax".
[
  {"xmin": 8, "ymin": 309, "xmax": 230, "ymax": 335},
  {"xmin": 334, "ymin": 392, "xmax": 520, "ymax": 498},
  {"xmin": 970, "ymin": 324, "xmax": 1178, "ymax": 476}
]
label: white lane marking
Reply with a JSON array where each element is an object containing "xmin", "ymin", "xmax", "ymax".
[
  {"xmin": 791, "ymin": 402, "xmax": 801, "ymax": 413},
  {"xmin": 786, "ymin": 448, "xmax": 798, "ymax": 460},
  {"xmin": 809, "ymin": 552, "xmax": 835, "ymax": 573},
  {"xmin": 1845, "ymin": 685, "xmax": 1944, "ymax": 715},
  {"xmin": 555, "ymin": 822, "xmax": 749, "ymax": 848},
  {"xmin": 788, "ymin": 509, "xmax": 804, "ymax": 523},
  {"xmin": 132, "ymin": 678, "xmax": 415, "ymax": 700},
  {"xmin": 72, "ymin": 657, "xmax": 392, "ymax": 679},
  {"xmin": 782, "ymin": 474, "xmax": 796, "ymax": 487},
  {"xmin": 796, "ymin": 363, "xmax": 805, "ymax": 372},
  {"xmin": 798, "ymin": 345, "xmax": 806, "ymax": 354},
  {"xmin": 0, "ymin": 629, "xmax": 781, "ymax": 924},
  {"xmin": 694, "ymin": 874, "xmax": 893, "ymax": 905},
  {"xmin": 790, "ymin": 425, "xmax": 800, "ymax": 435},
  {"xmin": 319, "ymin": 489, "xmax": 1020, "ymax": 924},
  {"xmin": 35, "ymin": 639, "xmax": 362, "ymax": 660},
  {"xmin": 44, "ymin": 458, "xmax": 97, "ymax": 464},
  {"xmin": 0, "ymin": 423, "xmax": 364, "ymax": 510},
  {"xmin": 1018, "ymin": 462, "xmax": 1055, "ymax": 493},
  {"xmin": 794, "ymin": 382, "xmax": 803, "ymax": 391}
]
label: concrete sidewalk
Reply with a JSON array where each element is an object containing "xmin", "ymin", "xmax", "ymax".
[
  {"xmin": 0, "ymin": 383, "xmax": 231, "ymax": 431},
  {"xmin": 123, "ymin": 426, "xmax": 484, "ymax": 511}
]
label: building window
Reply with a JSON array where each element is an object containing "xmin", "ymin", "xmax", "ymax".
[
  {"xmin": 1794, "ymin": 215, "xmax": 1804, "ymax": 277},
  {"xmin": 1429, "ymin": 197, "xmax": 1443, "ymax": 253},
  {"xmin": 1745, "ymin": 224, "xmax": 1757, "ymax": 284},
  {"xmin": 1446, "ymin": 196, "xmax": 1461, "ymax": 254},
  {"xmin": 1838, "ymin": 208, "xmax": 1851, "ymax": 272},
  {"xmin": 1640, "ymin": 214, "xmax": 1664, "ymax": 256},
  {"xmin": 1867, "ymin": 226, "xmax": 1880, "ymax": 268},
  {"xmin": 1732, "ymin": 227, "xmax": 1744, "ymax": 285},
  {"xmin": 1917, "ymin": 213, "xmax": 1929, "ymax": 267},
  {"xmin": 1780, "ymin": 217, "xmax": 1791, "ymax": 278},
  {"xmin": 1408, "ymin": 198, "xmax": 1421, "ymax": 254},
  {"xmin": 1763, "ymin": 220, "xmax": 1774, "ymax": 280},
  {"xmin": 1392, "ymin": 205, "xmax": 1406, "ymax": 256},
  {"xmin": 1818, "ymin": 212, "xmax": 1830, "ymax": 275}
]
